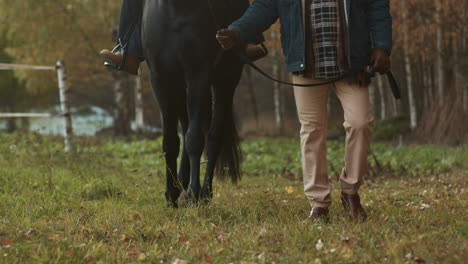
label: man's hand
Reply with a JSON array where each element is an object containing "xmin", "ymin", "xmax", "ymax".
[
  {"xmin": 216, "ymin": 28, "xmax": 240, "ymax": 50},
  {"xmin": 352, "ymin": 69, "xmax": 371, "ymax": 88},
  {"xmin": 371, "ymin": 48, "xmax": 391, "ymax": 74}
]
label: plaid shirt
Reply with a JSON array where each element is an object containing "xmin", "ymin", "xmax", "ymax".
[{"xmin": 304, "ymin": 0, "xmax": 348, "ymax": 79}]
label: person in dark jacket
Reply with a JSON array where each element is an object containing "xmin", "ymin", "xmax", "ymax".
[
  {"xmin": 217, "ymin": 0, "xmax": 392, "ymax": 221},
  {"xmin": 99, "ymin": 0, "xmax": 267, "ymax": 75}
]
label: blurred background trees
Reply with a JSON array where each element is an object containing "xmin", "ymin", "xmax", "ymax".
[{"xmin": 0, "ymin": 0, "xmax": 466, "ymax": 143}]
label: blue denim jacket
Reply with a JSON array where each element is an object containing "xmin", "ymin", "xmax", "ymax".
[{"xmin": 229, "ymin": 0, "xmax": 392, "ymax": 72}]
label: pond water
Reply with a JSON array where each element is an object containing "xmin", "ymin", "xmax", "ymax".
[{"xmin": 0, "ymin": 106, "xmax": 113, "ymax": 135}]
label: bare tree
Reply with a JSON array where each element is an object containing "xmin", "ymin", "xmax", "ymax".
[
  {"xmin": 134, "ymin": 72, "xmax": 145, "ymax": 133},
  {"xmin": 434, "ymin": 0, "xmax": 444, "ymax": 99},
  {"xmin": 270, "ymin": 29, "xmax": 283, "ymax": 133},
  {"xmin": 113, "ymin": 73, "xmax": 132, "ymax": 136},
  {"xmin": 376, "ymin": 74, "xmax": 386, "ymax": 120},
  {"xmin": 402, "ymin": 0, "xmax": 417, "ymax": 129}
]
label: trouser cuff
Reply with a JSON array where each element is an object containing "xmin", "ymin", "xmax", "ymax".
[
  {"xmin": 340, "ymin": 182, "xmax": 360, "ymax": 195},
  {"xmin": 312, "ymin": 201, "xmax": 331, "ymax": 208}
]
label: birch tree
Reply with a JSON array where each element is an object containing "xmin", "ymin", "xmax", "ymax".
[
  {"xmin": 134, "ymin": 72, "xmax": 145, "ymax": 133},
  {"xmin": 402, "ymin": 0, "xmax": 417, "ymax": 129}
]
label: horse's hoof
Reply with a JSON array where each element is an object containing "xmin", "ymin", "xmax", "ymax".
[
  {"xmin": 166, "ymin": 201, "xmax": 179, "ymax": 209},
  {"xmin": 200, "ymin": 187, "xmax": 213, "ymax": 202},
  {"xmin": 186, "ymin": 196, "xmax": 199, "ymax": 205},
  {"xmin": 199, "ymin": 197, "xmax": 212, "ymax": 206}
]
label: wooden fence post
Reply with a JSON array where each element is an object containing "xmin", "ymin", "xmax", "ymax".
[{"xmin": 56, "ymin": 60, "xmax": 73, "ymax": 152}]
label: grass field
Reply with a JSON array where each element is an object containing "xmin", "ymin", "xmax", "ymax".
[{"xmin": 0, "ymin": 133, "xmax": 467, "ymax": 263}]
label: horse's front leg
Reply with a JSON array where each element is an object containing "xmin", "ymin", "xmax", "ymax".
[
  {"xmin": 185, "ymin": 67, "xmax": 212, "ymax": 204},
  {"xmin": 150, "ymin": 73, "xmax": 183, "ymax": 208}
]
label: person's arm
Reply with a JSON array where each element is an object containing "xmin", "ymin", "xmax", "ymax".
[
  {"xmin": 367, "ymin": 0, "xmax": 392, "ymax": 73},
  {"xmin": 217, "ymin": 0, "xmax": 279, "ymax": 49},
  {"xmin": 367, "ymin": 0, "xmax": 392, "ymax": 53}
]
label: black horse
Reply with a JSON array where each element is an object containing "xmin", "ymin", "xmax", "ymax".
[{"xmin": 141, "ymin": 0, "xmax": 249, "ymax": 207}]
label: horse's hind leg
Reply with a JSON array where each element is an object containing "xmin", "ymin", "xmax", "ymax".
[
  {"xmin": 177, "ymin": 94, "xmax": 191, "ymax": 193},
  {"xmin": 150, "ymin": 73, "xmax": 183, "ymax": 208},
  {"xmin": 201, "ymin": 55, "xmax": 243, "ymax": 201},
  {"xmin": 185, "ymin": 67, "xmax": 212, "ymax": 203}
]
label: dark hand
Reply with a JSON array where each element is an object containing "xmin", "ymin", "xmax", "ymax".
[
  {"xmin": 352, "ymin": 69, "xmax": 371, "ymax": 87},
  {"xmin": 371, "ymin": 48, "xmax": 391, "ymax": 74},
  {"xmin": 216, "ymin": 28, "xmax": 239, "ymax": 50}
]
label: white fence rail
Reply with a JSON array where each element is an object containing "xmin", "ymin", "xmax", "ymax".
[{"xmin": 0, "ymin": 61, "xmax": 73, "ymax": 152}]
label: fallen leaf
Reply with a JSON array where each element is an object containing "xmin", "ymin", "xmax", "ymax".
[
  {"xmin": 83, "ymin": 253, "xmax": 93, "ymax": 262},
  {"xmin": 204, "ymin": 253, "xmax": 214, "ymax": 263},
  {"xmin": 275, "ymin": 237, "xmax": 285, "ymax": 243},
  {"xmin": 173, "ymin": 259, "xmax": 188, "ymax": 264},
  {"xmin": 138, "ymin": 253, "xmax": 147, "ymax": 261},
  {"xmin": 119, "ymin": 234, "xmax": 128, "ymax": 241},
  {"xmin": 378, "ymin": 214, "xmax": 389, "ymax": 223},
  {"xmin": 133, "ymin": 214, "xmax": 142, "ymax": 221},
  {"xmin": 340, "ymin": 246, "xmax": 353, "ymax": 259},
  {"xmin": 420, "ymin": 203, "xmax": 431, "ymax": 209},
  {"xmin": 48, "ymin": 235, "xmax": 61, "ymax": 241},
  {"xmin": 286, "ymin": 186, "xmax": 294, "ymax": 194},
  {"xmin": 0, "ymin": 240, "xmax": 12, "ymax": 246},
  {"xmin": 256, "ymin": 252, "xmax": 265, "ymax": 259},
  {"xmin": 217, "ymin": 235, "xmax": 226, "ymax": 242}
]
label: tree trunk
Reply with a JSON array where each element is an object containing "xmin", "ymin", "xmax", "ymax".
[
  {"xmin": 134, "ymin": 72, "xmax": 145, "ymax": 133},
  {"xmin": 369, "ymin": 83, "xmax": 375, "ymax": 117},
  {"xmin": 389, "ymin": 89, "xmax": 399, "ymax": 117},
  {"xmin": 422, "ymin": 63, "xmax": 431, "ymax": 108},
  {"xmin": 434, "ymin": 0, "xmax": 444, "ymax": 99},
  {"xmin": 376, "ymin": 74, "xmax": 386, "ymax": 120},
  {"xmin": 402, "ymin": 1, "xmax": 417, "ymax": 129},
  {"xmin": 464, "ymin": 87, "xmax": 468, "ymax": 112},
  {"xmin": 404, "ymin": 54, "xmax": 417, "ymax": 129},
  {"xmin": 245, "ymin": 67, "xmax": 260, "ymax": 129},
  {"xmin": 113, "ymin": 74, "xmax": 132, "ymax": 136},
  {"xmin": 6, "ymin": 118, "xmax": 16, "ymax": 132},
  {"xmin": 271, "ymin": 29, "xmax": 283, "ymax": 134}
]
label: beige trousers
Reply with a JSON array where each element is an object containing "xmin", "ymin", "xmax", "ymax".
[{"xmin": 293, "ymin": 75, "xmax": 373, "ymax": 208}]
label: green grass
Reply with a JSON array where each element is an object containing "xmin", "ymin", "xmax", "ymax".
[{"xmin": 0, "ymin": 133, "xmax": 467, "ymax": 263}]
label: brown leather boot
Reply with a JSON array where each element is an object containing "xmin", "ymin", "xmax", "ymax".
[
  {"xmin": 245, "ymin": 43, "xmax": 268, "ymax": 62},
  {"xmin": 99, "ymin": 49, "xmax": 142, "ymax": 75},
  {"xmin": 341, "ymin": 192, "xmax": 367, "ymax": 222},
  {"xmin": 308, "ymin": 207, "xmax": 329, "ymax": 222}
]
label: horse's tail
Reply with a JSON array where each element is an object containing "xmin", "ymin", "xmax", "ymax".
[{"xmin": 215, "ymin": 106, "xmax": 242, "ymax": 184}]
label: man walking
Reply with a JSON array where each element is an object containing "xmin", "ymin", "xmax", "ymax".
[{"xmin": 217, "ymin": 0, "xmax": 392, "ymax": 221}]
